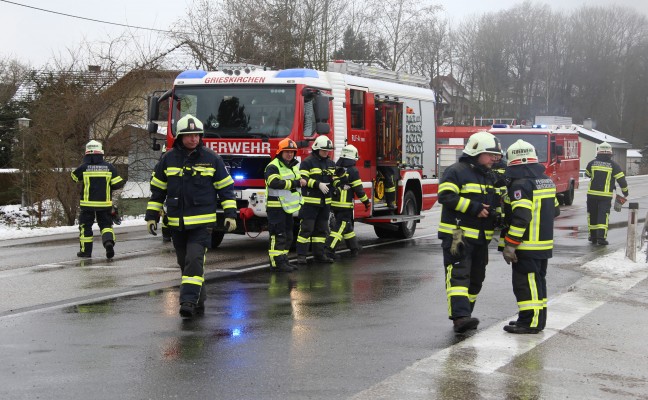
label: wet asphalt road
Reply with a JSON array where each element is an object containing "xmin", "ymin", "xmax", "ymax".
[{"xmin": 1, "ymin": 176, "xmax": 647, "ymax": 399}]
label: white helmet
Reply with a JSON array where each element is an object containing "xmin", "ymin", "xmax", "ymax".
[
  {"xmin": 597, "ymin": 142, "xmax": 612, "ymax": 154},
  {"xmin": 463, "ymin": 131, "xmax": 502, "ymax": 157},
  {"xmin": 176, "ymin": 114, "xmax": 204, "ymax": 135},
  {"xmin": 312, "ymin": 135, "xmax": 334, "ymax": 151},
  {"xmin": 85, "ymin": 140, "xmax": 104, "ymax": 155},
  {"xmin": 340, "ymin": 144, "xmax": 359, "ymax": 160},
  {"xmin": 507, "ymin": 139, "xmax": 538, "ymax": 166}
]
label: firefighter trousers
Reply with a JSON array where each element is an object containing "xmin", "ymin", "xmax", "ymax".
[
  {"xmin": 441, "ymin": 237, "xmax": 488, "ymax": 319},
  {"xmin": 267, "ymin": 208, "xmax": 294, "ymax": 268},
  {"xmin": 78, "ymin": 208, "xmax": 114, "ymax": 255},
  {"xmin": 296, "ymin": 204, "xmax": 331, "ymax": 257},
  {"xmin": 511, "ymin": 258, "xmax": 547, "ymax": 330},
  {"xmin": 171, "ymin": 228, "xmax": 210, "ymax": 306},
  {"xmin": 587, "ymin": 195, "xmax": 611, "ymax": 240},
  {"xmin": 325, "ymin": 210, "xmax": 358, "ymax": 252}
]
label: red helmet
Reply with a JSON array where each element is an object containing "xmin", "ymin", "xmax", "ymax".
[{"xmin": 276, "ymin": 138, "xmax": 298, "ymax": 155}]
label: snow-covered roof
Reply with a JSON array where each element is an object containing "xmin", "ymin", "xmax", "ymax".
[
  {"xmin": 571, "ymin": 124, "xmax": 631, "ymax": 148},
  {"xmin": 627, "ymin": 149, "xmax": 642, "ymax": 158}
]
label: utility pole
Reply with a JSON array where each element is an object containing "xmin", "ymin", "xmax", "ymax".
[{"xmin": 17, "ymin": 117, "xmax": 31, "ymax": 207}]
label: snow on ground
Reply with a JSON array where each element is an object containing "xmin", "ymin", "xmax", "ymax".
[{"xmin": 0, "ymin": 204, "xmax": 145, "ymax": 240}]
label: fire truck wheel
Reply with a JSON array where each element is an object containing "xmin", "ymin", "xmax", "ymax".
[
  {"xmin": 397, "ymin": 191, "xmax": 418, "ymax": 239},
  {"xmin": 211, "ymin": 230, "xmax": 225, "ymax": 248},
  {"xmin": 563, "ymin": 182, "xmax": 575, "ymax": 206},
  {"xmin": 373, "ymin": 225, "xmax": 399, "ymax": 239}
]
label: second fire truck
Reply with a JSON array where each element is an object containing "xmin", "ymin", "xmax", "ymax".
[{"xmin": 148, "ymin": 61, "xmax": 438, "ymax": 247}]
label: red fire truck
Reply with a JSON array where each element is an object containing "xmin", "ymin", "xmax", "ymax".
[
  {"xmin": 147, "ymin": 61, "xmax": 438, "ymax": 247},
  {"xmin": 437, "ymin": 124, "xmax": 580, "ymax": 205}
]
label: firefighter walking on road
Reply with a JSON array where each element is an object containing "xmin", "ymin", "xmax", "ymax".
[
  {"xmin": 296, "ymin": 135, "xmax": 337, "ymax": 264},
  {"xmin": 499, "ymin": 139, "xmax": 560, "ymax": 334},
  {"xmin": 145, "ymin": 114, "xmax": 237, "ymax": 319},
  {"xmin": 325, "ymin": 144, "xmax": 370, "ymax": 259},
  {"xmin": 585, "ymin": 142, "xmax": 629, "ymax": 245},
  {"xmin": 265, "ymin": 138, "xmax": 302, "ymax": 272},
  {"xmin": 71, "ymin": 140, "xmax": 125, "ymax": 259},
  {"xmin": 438, "ymin": 131, "xmax": 504, "ymax": 334}
]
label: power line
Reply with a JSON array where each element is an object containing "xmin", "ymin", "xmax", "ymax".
[{"xmin": 0, "ymin": 0, "xmax": 172, "ymax": 34}]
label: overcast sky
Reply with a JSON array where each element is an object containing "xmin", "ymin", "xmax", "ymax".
[{"xmin": 3, "ymin": 0, "xmax": 648, "ymax": 68}]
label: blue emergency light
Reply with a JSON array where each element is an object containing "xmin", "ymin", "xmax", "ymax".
[
  {"xmin": 532, "ymin": 124, "xmax": 547, "ymax": 128},
  {"xmin": 176, "ymin": 70, "xmax": 208, "ymax": 79},
  {"xmin": 275, "ymin": 69, "xmax": 319, "ymax": 78},
  {"xmin": 234, "ymin": 174, "xmax": 245, "ymax": 181},
  {"xmin": 492, "ymin": 124, "xmax": 509, "ymax": 128}
]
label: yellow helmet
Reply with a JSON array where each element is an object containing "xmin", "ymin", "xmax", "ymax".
[
  {"xmin": 507, "ymin": 139, "xmax": 538, "ymax": 166},
  {"xmin": 463, "ymin": 131, "xmax": 502, "ymax": 157},
  {"xmin": 176, "ymin": 114, "xmax": 204, "ymax": 135},
  {"xmin": 85, "ymin": 140, "xmax": 104, "ymax": 155}
]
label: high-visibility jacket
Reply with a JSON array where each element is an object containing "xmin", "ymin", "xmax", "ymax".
[
  {"xmin": 71, "ymin": 155, "xmax": 124, "ymax": 209},
  {"xmin": 264, "ymin": 157, "xmax": 301, "ymax": 214},
  {"xmin": 438, "ymin": 156, "xmax": 503, "ymax": 244},
  {"xmin": 500, "ymin": 164, "xmax": 560, "ymax": 259},
  {"xmin": 331, "ymin": 165, "xmax": 368, "ymax": 210},
  {"xmin": 145, "ymin": 144, "xmax": 236, "ymax": 229},
  {"xmin": 299, "ymin": 153, "xmax": 336, "ymax": 207},
  {"xmin": 586, "ymin": 155, "xmax": 628, "ymax": 198}
]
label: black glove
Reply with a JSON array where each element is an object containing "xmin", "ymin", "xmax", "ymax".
[
  {"xmin": 363, "ymin": 200, "xmax": 371, "ymax": 211},
  {"xmin": 111, "ymin": 206, "xmax": 121, "ymax": 225},
  {"xmin": 335, "ymin": 167, "xmax": 346, "ymax": 177}
]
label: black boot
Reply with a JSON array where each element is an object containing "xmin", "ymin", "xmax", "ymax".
[
  {"xmin": 105, "ymin": 241, "xmax": 114, "ymax": 259},
  {"xmin": 453, "ymin": 317, "xmax": 479, "ymax": 333},
  {"xmin": 179, "ymin": 302, "xmax": 196, "ymax": 319},
  {"xmin": 77, "ymin": 251, "xmax": 92, "ymax": 258},
  {"xmin": 274, "ymin": 262, "xmax": 296, "ymax": 272},
  {"xmin": 597, "ymin": 238, "xmax": 609, "ymax": 245},
  {"xmin": 503, "ymin": 324, "xmax": 541, "ymax": 334},
  {"xmin": 296, "ymin": 255, "xmax": 309, "ymax": 265},
  {"xmin": 345, "ymin": 237, "xmax": 362, "ymax": 258}
]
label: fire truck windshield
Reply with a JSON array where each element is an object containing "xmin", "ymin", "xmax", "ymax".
[
  {"xmin": 495, "ymin": 133, "xmax": 548, "ymax": 163},
  {"xmin": 172, "ymin": 86, "xmax": 296, "ymax": 139}
]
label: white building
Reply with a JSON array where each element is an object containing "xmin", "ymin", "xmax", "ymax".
[{"xmin": 626, "ymin": 149, "xmax": 642, "ymax": 176}]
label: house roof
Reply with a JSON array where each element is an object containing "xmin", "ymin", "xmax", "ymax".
[
  {"xmin": 627, "ymin": 149, "xmax": 642, "ymax": 158},
  {"xmin": 571, "ymin": 124, "xmax": 632, "ymax": 148},
  {"xmin": 12, "ymin": 69, "xmax": 124, "ymax": 102}
]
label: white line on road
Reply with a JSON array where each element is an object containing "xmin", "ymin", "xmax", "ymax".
[{"xmin": 351, "ymin": 249, "xmax": 648, "ymax": 399}]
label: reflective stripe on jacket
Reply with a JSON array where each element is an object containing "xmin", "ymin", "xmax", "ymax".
[
  {"xmin": 438, "ymin": 158, "xmax": 501, "ymax": 244},
  {"xmin": 500, "ymin": 167, "xmax": 558, "ymax": 259},
  {"xmin": 71, "ymin": 157, "xmax": 124, "ymax": 209},
  {"xmin": 265, "ymin": 157, "xmax": 301, "ymax": 214},
  {"xmin": 299, "ymin": 153, "xmax": 336, "ymax": 206},
  {"xmin": 586, "ymin": 157, "xmax": 628, "ymax": 198},
  {"xmin": 145, "ymin": 145, "xmax": 236, "ymax": 229},
  {"xmin": 331, "ymin": 166, "xmax": 368, "ymax": 210}
]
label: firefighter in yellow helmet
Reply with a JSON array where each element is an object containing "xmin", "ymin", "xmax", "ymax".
[
  {"xmin": 296, "ymin": 135, "xmax": 338, "ymax": 264},
  {"xmin": 585, "ymin": 142, "xmax": 629, "ymax": 245},
  {"xmin": 499, "ymin": 139, "xmax": 560, "ymax": 334},
  {"xmin": 71, "ymin": 140, "xmax": 125, "ymax": 259},
  {"xmin": 264, "ymin": 138, "xmax": 302, "ymax": 272},
  {"xmin": 324, "ymin": 144, "xmax": 370, "ymax": 259},
  {"xmin": 145, "ymin": 114, "xmax": 237, "ymax": 319},
  {"xmin": 437, "ymin": 131, "xmax": 504, "ymax": 333}
]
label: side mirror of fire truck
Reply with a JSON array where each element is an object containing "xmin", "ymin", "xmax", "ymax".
[{"xmin": 313, "ymin": 94, "xmax": 331, "ymax": 135}]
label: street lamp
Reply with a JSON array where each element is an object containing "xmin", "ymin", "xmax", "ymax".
[{"xmin": 16, "ymin": 117, "xmax": 31, "ymax": 207}]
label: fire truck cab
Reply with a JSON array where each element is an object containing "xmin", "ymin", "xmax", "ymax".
[
  {"xmin": 147, "ymin": 61, "xmax": 438, "ymax": 247},
  {"xmin": 489, "ymin": 124, "xmax": 581, "ymax": 204}
]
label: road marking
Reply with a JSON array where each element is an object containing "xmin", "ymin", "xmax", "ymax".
[{"xmin": 351, "ymin": 249, "xmax": 648, "ymax": 399}]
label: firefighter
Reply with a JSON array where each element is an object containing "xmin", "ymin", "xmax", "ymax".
[
  {"xmin": 585, "ymin": 142, "xmax": 629, "ymax": 245},
  {"xmin": 325, "ymin": 144, "xmax": 370, "ymax": 259},
  {"xmin": 380, "ymin": 166, "xmax": 398, "ymax": 210},
  {"xmin": 296, "ymin": 135, "xmax": 337, "ymax": 264},
  {"xmin": 71, "ymin": 140, "xmax": 125, "ymax": 259},
  {"xmin": 500, "ymin": 139, "xmax": 560, "ymax": 334},
  {"xmin": 144, "ymin": 114, "xmax": 237, "ymax": 319},
  {"xmin": 264, "ymin": 138, "xmax": 302, "ymax": 272},
  {"xmin": 438, "ymin": 131, "xmax": 503, "ymax": 333}
]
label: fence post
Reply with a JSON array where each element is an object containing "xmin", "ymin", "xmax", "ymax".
[{"xmin": 626, "ymin": 202, "xmax": 639, "ymax": 262}]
